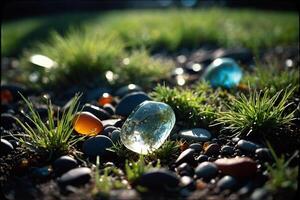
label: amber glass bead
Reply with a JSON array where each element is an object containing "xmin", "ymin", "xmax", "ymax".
[
  {"xmin": 98, "ymin": 93, "xmax": 113, "ymax": 106},
  {"xmin": 73, "ymin": 112, "xmax": 103, "ymax": 136},
  {"xmin": 1, "ymin": 89, "xmax": 13, "ymax": 104}
]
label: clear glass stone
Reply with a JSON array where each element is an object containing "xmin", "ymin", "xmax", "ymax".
[
  {"xmin": 120, "ymin": 101, "xmax": 176, "ymax": 154},
  {"xmin": 202, "ymin": 58, "xmax": 242, "ymax": 89}
]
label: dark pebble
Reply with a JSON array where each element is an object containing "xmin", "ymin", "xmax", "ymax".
[
  {"xmin": 221, "ymin": 145, "xmax": 235, "ymax": 156},
  {"xmin": 0, "ymin": 138, "xmax": 14, "ymax": 156},
  {"xmin": 82, "ymin": 135, "xmax": 113, "ymax": 157},
  {"xmin": 180, "ymin": 176, "xmax": 195, "ymax": 190},
  {"xmin": 176, "ymin": 163, "xmax": 194, "ymax": 177},
  {"xmin": 102, "ymin": 125, "xmax": 118, "ymax": 137},
  {"xmin": 110, "ymin": 129, "xmax": 121, "ymax": 143},
  {"xmin": 237, "ymin": 140, "xmax": 258, "ymax": 153},
  {"xmin": 115, "ymin": 92, "xmax": 150, "ymax": 116},
  {"xmin": 103, "ymin": 104, "xmax": 115, "ymax": 115},
  {"xmin": 139, "ymin": 168, "xmax": 179, "ymax": 190},
  {"xmin": 83, "ymin": 104, "xmax": 111, "ymax": 120},
  {"xmin": 8, "ymin": 139, "xmax": 19, "ymax": 148},
  {"xmin": 114, "ymin": 84, "xmax": 142, "ymax": 98},
  {"xmin": 1, "ymin": 113, "xmax": 17, "ymax": 129},
  {"xmin": 204, "ymin": 143, "xmax": 220, "ymax": 156},
  {"xmin": 52, "ymin": 155, "xmax": 78, "ymax": 176},
  {"xmin": 175, "ymin": 148, "xmax": 196, "ymax": 166},
  {"xmin": 189, "ymin": 143, "xmax": 202, "ymax": 152},
  {"xmin": 250, "ymin": 188, "xmax": 271, "ymax": 200},
  {"xmin": 196, "ymin": 155, "xmax": 209, "ymax": 163},
  {"xmin": 255, "ymin": 148, "xmax": 272, "ymax": 162},
  {"xmin": 217, "ymin": 175, "xmax": 238, "ymax": 191},
  {"xmin": 195, "ymin": 161, "xmax": 218, "ymax": 180},
  {"xmin": 57, "ymin": 167, "xmax": 91, "ymax": 188}
]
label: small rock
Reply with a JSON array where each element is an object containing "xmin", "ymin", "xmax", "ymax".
[
  {"xmin": 195, "ymin": 161, "xmax": 218, "ymax": 180},
  {"xmin": 139, "ymin": 168, "xmax": 179, "ymax": 190},
  {"xmin": 1, "ymin": 113, "xmax": 17, "ymax": 129},
  {"xmin": 115, "ymin": 92, "xmax": 150, "ymax": 116},
  {"xmin": 83, "ymin": 104, "xmax": 111, "ymax": 120},
  {"xmin": 110, "ymin": 189, "xmax": 141, "ymax": 200},
  {"xmin": 57, "ymin": 167, "xmax": 91, "ymax": 188},
  {"xmin": 180, "ymin": 176, "xmax": 195, "ymax": 190},
  {"xmin": 175, "ymin": 148, "xmax": 196, "ymax": 166},
  {"xmin": 250, "ymin": 188, "xmax": 271, "ymax": 200},
  {"xmin": 176, "ymin": 163, "xmax": 194, "ymax": 177},
  {"xmin": 52, "ymin": 155, "xmax": 78, "ymax": 176},
  {"xmin": 196, "ymin": 155, "xmax": 209, "ymax": 163},
  {"xmin": 114, "ymin": 84, "xmax": 142, "ymax": 98},
  {"xmin": 189, "ymin": 143, "xmax": 202, "ymax": 152},
  {"xmin": 179, "ymin": 128, "xmax": 211, "ymax": 142},
  {"xmin": 214, "ymin": 157, "xmax": 257, "ymax": 178},
  {"xmin": 110, "ymin": 129, "xmax": 121, "ymax": 143},
  {"xmin": 103, "ymin": 104, "xmax": 115, "ymax": 115},
  {"xmin": 217, "ymin": 175, "xmax": 238, "ymax": 190},
  {"xmin": 204, "ymin": 143, "xmax": 220, "ymax": 156},
  {"xmin": 102, "ymin": 125, "xmax": 118, "ymax": 137},
  {"xmin": 82, "ymin": 135, "xmax": 113, "ymax": 157},
  {"xmin": 221, "ymin": 145, "xmax": 235, "ymax": 156},
  {"xmin": 237, "ymin": 140, "xmax": 258, "ymax": 153},
  {"xmin": 73, "ymin": 111, "xmax": 104, "ymax": 136},
  {"xmin": 102, "ymin": 119, "xmax": 122, "ymax": 127},
  {"xmin": 255, "ymin": 148, "xmax": 272, "ymax": 162},
  {"xmin": 0, "ymin": 139, "xmax": 14, "ymax": 156},
  {"xmin": 31, "ymin": 166, "xmax": 51, "ymax": 178}
]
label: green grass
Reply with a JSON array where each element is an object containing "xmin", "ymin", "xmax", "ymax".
[
  {"xmin": 215, "ymin": 88, "xmax": 296, "ymax": 137},
  {"xmin": 266, "ymin": 143, "xmax": 298, "ymax": 193},
  {"xmin": 14, "ymin": 93, "xmax": 84, "ymax": 159},
  {"xmin": 242, "ymin": 64, "xmax": 299, "ymax": 95},
  {"xmin": 151, "ymin": 82, "xmax": 234, "ymax": 127}
]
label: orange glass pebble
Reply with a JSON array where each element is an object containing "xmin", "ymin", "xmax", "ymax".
[
  {"xmin": 73, "ymin": 112, "xmax": 104, "ymax": 136},
  {"xmin": 1, "ymin": 89, "xmax": 13, "ymax": 104},
  {"xmin": 98, "ymin": 93, "xmax": 113, "ymax": 106}
]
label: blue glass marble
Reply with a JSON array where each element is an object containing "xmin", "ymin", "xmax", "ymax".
[
  {"xmin": 120, "ymin": 101, "xmax": 176, "ymax": 155},
  {"xmin": 202, "ymin": 58, "xmax": 242, "ymax": 89}
]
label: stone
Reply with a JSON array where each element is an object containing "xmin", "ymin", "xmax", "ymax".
[
  {"xmin": 189, "ymin": 143, "xmax": 202, "ymax": 152},
  {"xmin": 138, "ymin": 169, "xmax": 179, "ymax": 190},
  {"xmin": 204, "ymin": 143, "xmax": 220, "ymax": 156},
  {"xmin": 221, "ymin": 145, "xmax": 235, "ymax": 156},
  {"xmin": 31, "ymin": 166, "xmax": 51, "ymax": 178},
  {"xmin": 82, "ymin": 135, "xmax": 113, "ymax": 157},
  {"xmin": 103, "ymin": 104, "xmax": 115, "ymax": 115},
  {"xmin": 115, "ymin": 92, "xmax": 150, "ymax": 116},
  {"xmin": 110, "ymin": 129, "xmax": 121, "ymax": 143},
  {"xmin": 52, "ymin": 155, "xmax": 78, "ymax": 176},
  {"xmin": 202, "ymin": 58, "xmax": 242, "ymax": 89},
  {"xmin": 217, "ymin": 175, "xmax": 238, "ymax": 190},
  {"xmin": 102, "ymin": 119, "xmax": 121, "ymax": 127},
  {"xmin": 1, "ymin": 113, "xmax": 17, "ymax": 129},
  {"xmin": 237, "ymin": 140, "xmax": 258, "ymax": 153},
  {"xmin": 82, "ymin": 104, "xmax": 111, "ymax": 120},
  {"xmin": 176, "ymin": 148, "xmax": 196, "ymax": 166},
  {"xmin": 250, "ymin": 188, "xmax": 271, "ymax": 200},
  {"xmin": 102, "ymin": 125, "xmax": 118, "ymax": 137},
  {"xmin": 57, "ymin": 167, "xmax": 91, "ymax": 188},
  {"xmin": 176, "ymin": 163, "xmax": 194, "ymax": 177},
  {"xmin": 110, "ymin": 189, "xmax": 141, "ymax": 200},
  {"xmin": 114, "ymin": 84, "xmax": 142, "ymax": 98},
  {"xmin": 120, "ymin": 101, "xmax": 175, "ymax": 154},
  {"xmin": 98, "ymin": 93, "xmax": 113, "ymax": 106},
  {"xmin": 0, "ymin": 139, "xmax": 14, "ymax": 156},
  {"xmin": 180, "ymin": 176, "xmax": 195, "ymax": 190},
  {"xmin": 196, "ymin": 155, "xmax": 209, "ymax": 163},
  {"xmin": 195, "ymin": 162, "xmax": 218, "ymax": 180},
  {"xmin": 73, "ymin": 111, "xmax": 104, "ymax": 136},
  {"xmin": 214, "ymin": 157, "xmax": 257, "ymax": 178},
  {"xmin": 179, "ymin": 128, "xmax": 211, "ymax": 142},
  {"xmin": 255, "ymin": 148, "xmax": 272, "ymax": 161}
]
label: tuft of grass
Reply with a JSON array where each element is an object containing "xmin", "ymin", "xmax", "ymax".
[
  {"xmin": 151, "ymin": 82, "xmax": 233, "ymax": 127},
  {"xmin": 215, "ymin": 88, "xmax": 296, "ymax": 137},
  {"xmin": 146, "ymin": 140, "xmax": 179, "ymax": 163},
  {"xmin": 115, "ymin": 49, "xmax": 173, "ymax": 88},
  {"xmin": 107, "ymin": 141, "xmax": 138, "ymax": 160},
  {"xmin": 15, "ymin": 93, "xmax": 84, "ymax": 159},
  {"xmin": 243, "ymin": 65, "xmax": 299, "ymax": 95},
  {"xmin": 265, "ymin": 143, "xmax": 298, "ymax": 193},
  {"xmin": 21, "ymin": 29, "xmax": 125, "ymax": 87},
  {"xmin": 93, "ymin": 156, "xmax": 127, "ymax": 196},
  {"xmin": 125, "ymin": 155, "xmax": 160, "ymax": 184}
]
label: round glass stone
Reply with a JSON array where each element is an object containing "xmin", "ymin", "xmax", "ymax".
[
  {"xmin": 120, "ymin": 101, "xmax": 176, "ymax": 154},
  {"xmin": 202, "ymin": 58, "xmax": 242, "ymax": 89}
]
